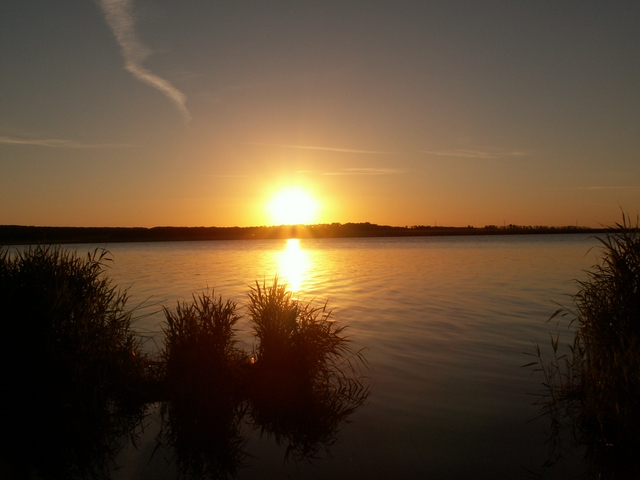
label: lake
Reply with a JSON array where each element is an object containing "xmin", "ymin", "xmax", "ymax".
[{"xmin": 73, "ymin": 234, "xmax": 600, "ymax": 478}]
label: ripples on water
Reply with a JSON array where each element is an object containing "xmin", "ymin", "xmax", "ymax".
[{"xmin": 66, "ymin": 234, "xmax": 599, "ymax": 478}]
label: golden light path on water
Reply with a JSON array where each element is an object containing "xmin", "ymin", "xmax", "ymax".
[{"xmin": 276, "ymin": 238, "xmax": 310, "ymax": 292}]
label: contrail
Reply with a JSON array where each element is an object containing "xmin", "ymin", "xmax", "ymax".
[{"xmin": 98, "ymin": 0, "xmax": 191, "ymax": 123}]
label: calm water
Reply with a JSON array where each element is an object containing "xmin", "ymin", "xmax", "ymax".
[{"xmin": 75, "ymin": 234, "xmax": 600, "ymax": 478}]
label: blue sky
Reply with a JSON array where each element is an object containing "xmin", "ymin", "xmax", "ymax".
[{"xmin": 1, "ymin": 1, "xmax": 638, "ymax": 227}]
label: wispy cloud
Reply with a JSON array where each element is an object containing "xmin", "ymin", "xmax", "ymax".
[
  {"xmin": 249, "ymin": 143, "xmax": 397, "ymax": 155},
  {"xmin": 98, "ymin": 0, "xmax": 191, "ymax": 123},
  {"xmin": 176, "ymin": 173, "xmax": 253, "ymax": 178},
  {"xmin": 421, "ymin": 148, "xmax": 528, "ymax": 159},
  {"xmin": 322, "ymin": 168, "xmax": 405, "ymax": 176},
  {"xmin": 569, "ymin": 186, "xmax": 640, "ymax": 190},
  {"xmin": 252, "ymin": 143, "xmax": 527, "ymax": 158},
  {"xmin": 0, "ymin": 135, "xmax": 135, "ymax": 148}
]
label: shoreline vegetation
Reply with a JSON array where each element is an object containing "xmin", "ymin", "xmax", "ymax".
[
  {"xmin": 0, "ymin": 246, "xmax": 369, "ymax": 479},
  {"xmin": 528, "ymin": 216, "xmax": 640, "ymax": 478},
  {"xmin": 0, "ymin": 223, "xmax": 605, "ymax": 245}
]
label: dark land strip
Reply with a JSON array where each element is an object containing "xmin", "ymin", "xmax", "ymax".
[{"xmin": 0, "ymin": 223, "xmax": 606, "ymax": 245}]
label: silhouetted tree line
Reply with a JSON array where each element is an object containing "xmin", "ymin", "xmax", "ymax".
[{"xmin": 0, "ymin": 223, "xmax": 605, "ymax": 245}]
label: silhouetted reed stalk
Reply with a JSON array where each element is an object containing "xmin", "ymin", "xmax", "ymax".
[{"xmin": 528, "ymin": 215, "xmax": 640, "ymax": 477}]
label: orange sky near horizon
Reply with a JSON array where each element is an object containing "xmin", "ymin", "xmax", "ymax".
[{"xmin": 1, "ymin": 2, "xmax": 638, "ymax": 229}]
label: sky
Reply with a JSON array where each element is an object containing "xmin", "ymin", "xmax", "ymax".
[{"xmin": 1, "ymin": 1, "xmax": 639, "ymax": 228}]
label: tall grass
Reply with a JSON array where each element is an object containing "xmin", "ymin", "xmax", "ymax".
[
  {"xmin": 0, "ymin": 245, "xmax": 149, "ymax": 479},
  {"xmin": 159, "ymin": 291, "xmax": 248, "ymax": 479},
  {"xmin": 159, "ymin": 279, "xmax": 370, "ymax": 473},
  {"xmin": 529, "ymin": 215, "xmax": 640, "ymax": 477},
  {"xmin": 162, "ymin": 291, "xmax": 247, "ymax": 402},
  {"xmin": 247, "ymin": 278, "xmax": 367, "ymax": 395},
  {"xmin": 0, "ymin": 245, "xmax": 369, "ymax": 478},
  {"xmin": 246, "ymin": 278, "xmax": 369, "ymax": 460}
]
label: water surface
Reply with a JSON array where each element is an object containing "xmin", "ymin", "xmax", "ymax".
[{"xmin": 85, "ymin": 234, "xmax": 600, "ymax": 478}]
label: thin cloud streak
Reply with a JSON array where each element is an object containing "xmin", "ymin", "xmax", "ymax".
[
  {"xmin": 569, "ymin": 186, "xmax": 640, "ymax": 190},
  {"xmin": 176, "ymin": 174, "xmax": 253, "ymax": 178},
  {"xmin": 249, "ymin": 143, "xmax": 397, "ymax": 155},
  {"xmin": 98, "ymin": 0, "xmax": 191, "ymax": 123},
  {"xmin": 323, "ymin": 168, "xmax": 405, "ymax": 176},
  {"xmin": 253, "ymin": 143, "xmax": 525, "ymax": 158},
  {"xmin": 421, "ymin": 149, "xmax": 528, "ymax": 159},
  {"xmin": 0, "ymin": 136, "xmax": 135, "ymax": 148}
]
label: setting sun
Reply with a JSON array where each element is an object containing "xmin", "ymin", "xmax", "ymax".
[{"xmin": 266, "ymin": 187, "xmax": 320, "ymax": 226}]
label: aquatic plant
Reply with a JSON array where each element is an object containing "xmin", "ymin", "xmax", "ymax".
[
  {"xmin": 0, "ymin": 245, "xmax": 149, "ymax": 479},
  {"xmin": 0, "ymin": 245, "xmax": 369, "ymax": 478},
  {"xmin": 159, "ymin": 291, "xmax": 248, "ymax": 479},
  {"xmin": 162, "ymin": 290, "xmax": 247, "ymax": 401},
  {"xmin": 158, "ymin": 279, "xmax": 369, "ymax": 474},
  {"xmin": 246, "ymin": 278, "xmax": 370, "ymax": 460},
  {"xmin": 528, "ymin": 214, "xmax": 640, "ymax": 477}
]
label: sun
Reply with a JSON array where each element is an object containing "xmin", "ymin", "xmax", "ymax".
[{"xmin": 266, "ymin": 187, "xmax": 320, "ymax": 225}]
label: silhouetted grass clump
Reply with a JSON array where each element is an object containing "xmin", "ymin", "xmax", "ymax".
[
  {"xmin": 0, "ymin": 245, "xmax": 149, "ymax": 479},
  {"xmin": 158, "ymin": 279, "xmax": 369, "ymax": 475},
  {"xmin": 246, "ymin": 279, "xmax": 369, "ymax": 460},
  {"xmin": 530, "ymin": 215, "xmax": 640, "ymax": 477},
  {"xmin": 159, "ymin": 292, "xmax": 249, "ymax": 479},
  {"xmin": 162, "ymin": 291, "xmax": 247, "ymax": 403},
  {"xmin": 248, "ymin": 279, "xmax": 344, "ymax": 401},
  {"xmin": 0, "ymin": 245, "xmax": 369, "ymax": 479}
]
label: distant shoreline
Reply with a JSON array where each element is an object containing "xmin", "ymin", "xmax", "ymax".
[{"xmin": 0, "ymin": 223, "xmax": 608, "ymax": 245}]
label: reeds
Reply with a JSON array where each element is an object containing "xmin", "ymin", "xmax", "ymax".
[
  {"xmin": 0, "ymin": 245, "xmax": 149, "ymax": 479},
  {"xmin": 0, "ymin": 245, "xmax": 369, "ymax": 479},
  {"xmin": 158, "ymin": 280, "xmax": 370, "ymax": 476},
  {"xmin": 528, "ymin": 214, "xmax": 640, "ymax": 476},
  {"xmin": 246, "ymin": 278, "xmax": 369, "ymax": 460},
  {"xmin": 162, "ymin": 291, "xmax": 247, "ymax": 402},
  {"xmin": 247, "ymin": 278, "xmax": 356, "ymax": 399},
  {"xmin": 159, "ymin": 292, "xmax": 248, "ymax": 479}
]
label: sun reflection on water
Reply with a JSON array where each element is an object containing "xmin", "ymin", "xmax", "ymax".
[{"xmin": 277, "ymin": 238, "xmax": 310, "ymax": 292}]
